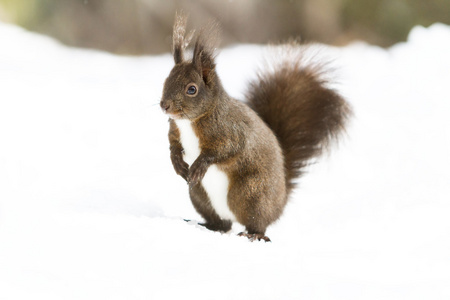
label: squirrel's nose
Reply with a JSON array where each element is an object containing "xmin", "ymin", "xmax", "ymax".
[{"xmin": 160, "ymin": 101, "xmax": 171, "ymax": 112}]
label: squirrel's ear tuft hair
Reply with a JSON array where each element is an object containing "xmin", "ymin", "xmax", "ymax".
[
  {"xmin": 193, "ymin": 20, "xmax": 220, "ymax": 84},
  {"xmin": 172, "ymin": 11, "xmax": 194, "ymax": 64}
]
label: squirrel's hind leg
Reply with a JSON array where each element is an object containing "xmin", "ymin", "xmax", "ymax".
[
  {"xmin": 189, "ymin": 183, "xmax": 232, "ymax": 233},
  {"xmin": 238, "ymin": 214, "xmax": 271, "ymax": 242}
]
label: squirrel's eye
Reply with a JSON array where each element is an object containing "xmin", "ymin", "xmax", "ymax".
[{"xmin": 186, "ymin": 84, "xmax": 198, "ymax": 96}]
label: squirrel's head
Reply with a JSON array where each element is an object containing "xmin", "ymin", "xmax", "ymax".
[{"xmin": 160, "ymin": 12, "xmax": 222, "ymax": 121}]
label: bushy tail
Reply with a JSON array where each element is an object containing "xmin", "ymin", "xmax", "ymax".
[{"xmin": 246, "ymin": 44, "xmax": 352, "ymax": 193}]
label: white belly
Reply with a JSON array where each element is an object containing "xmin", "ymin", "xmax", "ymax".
[{"xmin": 174, "ymin": 119, "xmax": 236, "ymax": 222}]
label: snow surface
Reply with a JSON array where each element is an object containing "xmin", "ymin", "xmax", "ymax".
[{"xmin": 1, "ymin": 22, "xmax": 450, "ymax": 300}]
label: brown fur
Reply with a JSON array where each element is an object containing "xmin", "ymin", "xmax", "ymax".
[
  {"xmin": 160, "ymin": 13, "xmax": 351, "ymax": 241},
  {"xmin": 246, "ymin": 46, "xmax": 352, "ymax": 193}
]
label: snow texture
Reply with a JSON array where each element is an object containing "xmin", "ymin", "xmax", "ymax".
[{"xmin": 1, "ymin": 22, "xmax": 450, "ymax": 299}]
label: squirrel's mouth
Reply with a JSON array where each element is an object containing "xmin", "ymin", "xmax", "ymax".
[
  {"xmin": 161, "ymin": 105, "xmax": 183, "ymax": 119},
  {"xmin": 161, "ymin": 103, "xmax": 188, "ymax": 120},
  {"xmin": 166, "ymin": 112, "xmax": 184, "ymax": 120}
]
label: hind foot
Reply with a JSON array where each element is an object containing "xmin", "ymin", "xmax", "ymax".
[{"xmin": 238, "ymin": 232, "xmax": 271, "ymax": 242}]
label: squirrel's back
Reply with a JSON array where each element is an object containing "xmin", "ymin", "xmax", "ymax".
[{"xmin": 246, "ymin": 44, "xmax": 352, "ymax": 194}]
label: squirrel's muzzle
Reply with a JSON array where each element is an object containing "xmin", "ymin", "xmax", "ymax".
[{"xmin": 160, "ymin": 100, "xmax": 171, "ymax": 113}]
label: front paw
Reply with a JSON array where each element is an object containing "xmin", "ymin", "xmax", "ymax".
[
  {"xmin": 171, "ymin": 153, "xmax": 189, "ymax": 181},
  {"xmin": 188, "ymin": 159, "xmax": 208, "ymax": 185}
]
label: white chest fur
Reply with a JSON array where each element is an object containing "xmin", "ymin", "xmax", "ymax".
[
  {"xmin": 175, "ymin": 119, "xmax": 200, "ymax": 166},
  {"xmin": 174, "ymin": 119, "xmax": 236, "ymax": 222}
]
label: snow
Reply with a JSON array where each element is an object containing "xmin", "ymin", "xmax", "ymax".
[{"xmin": 1, "ymin": 22, "xmax": 450, "ymax": 299}]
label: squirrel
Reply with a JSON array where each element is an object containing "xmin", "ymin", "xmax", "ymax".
[{"xmin": 160, "ymin": 13, "xmax": 351, "ymax": 242}]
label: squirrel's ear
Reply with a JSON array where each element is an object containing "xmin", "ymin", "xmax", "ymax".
[
  {"xmin": 193, "ymin": 48, "xmax": 215, "ymax": 83},
  {"xmin": 192, "ymin": 21, "xmax": 220, "ymax": 84},
  {"xmin": 172, "ymin": 11, "xmax": 194, "ymax": 64}
]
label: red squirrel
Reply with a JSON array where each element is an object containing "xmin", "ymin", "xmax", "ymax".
[{"xmin": 160, "ymin": 13, "xmax": 351, "ymax": 242}]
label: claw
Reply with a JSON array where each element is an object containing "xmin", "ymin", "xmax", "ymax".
[{"xmin": 238, "ymin": 232, "xmax": 271, "ymax": 242}]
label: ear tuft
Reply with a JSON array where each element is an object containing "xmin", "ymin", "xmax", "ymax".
[
  {"xmin": 192, "ymin": 20, "xmax": 221, "ymax": 83},
  {"xmin": 173, "ymin": 11, "xmax": 195, "ymax": 64}
]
